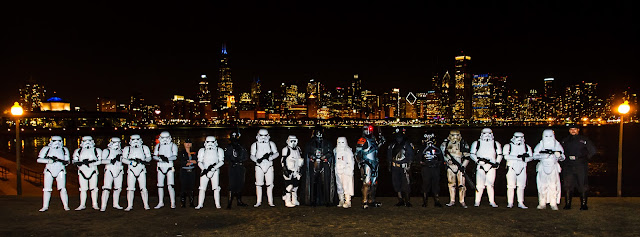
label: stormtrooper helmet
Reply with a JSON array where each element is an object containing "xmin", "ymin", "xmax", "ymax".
[
  {"xmin": 480, "ymin": 128, "xmax": 494, "ymax": 142},
  {"xmin": 286, "ymin": 135, "xmax": 298, "ymax": 148},
  {"xmin": 130, "ymin": 134, "xmax": 143, "ymax": 148},
  {"xmin": 448, "ymin": 130, "xmax": 462, "ymax": 144},
  {"xmin": 256, "ymin": 129, "xmax": 270, "ymax": 143},
  {"xmin": 542, "ymin": 129, "xmax": 556, "ymax": 148},
  {"xmin": 362, "ymin": 125, "xmax": 374, "ymax": 137},
  {"xmin": 336, "ymin": 137, "xmax": 348, "ymax": 148},
  {"xmin": 159, "ymin": 131, "xmax": 172, "ymax": 145},
  {"xmin": 108, "ymin": 137, "xmax": 121, "ymax": 150},
  {"xmin": 205, "ymin": 136, "xmax": 218, "ymax": 149},
  {"xmin": 511, "ymin": 132, "xmax": 525, "ymax": 146},
  {"xmin": 422, "ymin": 131, "xmax": 436, "ymax": 146},
  {"xmin": 81, "ymin": 136, "xmax": 95, "ymax": 149},
  {"xmin": 49, "ymin": 136, "xmax": 63, "ymax": 149}
]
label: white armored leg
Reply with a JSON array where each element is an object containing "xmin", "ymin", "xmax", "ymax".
[
  {"xmin": 212, "ymin": 171, "xmax": 221, "ymax": 209},
  {"xmin": 125, "ymin": 190, "xmax": 135, "ymax": 211},
  {"xmin": 168, "ymin": 170, "xmax": 176, "ymax": 208},
  {"xmin": 214, "ymin": 188, "xmax": 221, "ymax": 209},
  {"xmin": 344, "ymin": 194, "xmax": 352, "ymax": 208},
  {"xmin": 266, "ymin": 168, "xmax": 275, "ymax": 207},
  {"xmin": 101, "ymin": 190, "xmax": 110, "ymax": 211},
  {"xmin": 517, "ymin": 188, "xmax": 527, "ymax": 209},
  {"xmin": 487, "ymin": 186, "xmax": 497, "ymax": 207},
  {"xmin": 91, "ymin": 189, "xmax": 99, "ymax": 210},
  {"xmin": 40, "ymin": 191, "xmax": 51, "ymax": 212},
  {"xmin": 292, "ymin": 187, "xmax": 300, "ymax": 206},
  {"xmin": 506, "ymin": 188, "xmax": 515, "ymax": 208},
  {"xmin": 141, "ymin": 189, "xmax": 150, "ymax": 210},
  {"xmin": 196, "ymin": 189, "xmax": 206, "ymax": 209},
  {"xmin": 446, "ymin": 170, "xmax": 456, "ymax": 206},
  {"xmin": 254, "ymin": 186, "xmax": 263, "ymax": 207},
  {"xmin": 77, "ymin": 191, "xmax": 87, "ymax": 211},
  {"xmin": 113, "ymin": 189, "xmax": 123, "ymax": 209},
  {"xmin": 60, "ymin": 188, "xmax": 70, "ymax": 211},
  {"xmin": 155, "ymin": 171, "xmax": 165, "ymax": 209},
  {"xmin": 41, "ymin": 173, "xmax": 54, "ymax": 212}
]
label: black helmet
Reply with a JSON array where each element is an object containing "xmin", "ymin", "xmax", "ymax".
[{"xmin": 422, "ymin": 131, "xmax": 436, "ymax": 145}]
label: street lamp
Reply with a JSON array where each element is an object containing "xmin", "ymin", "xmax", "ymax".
[
  {"xmin": 617, "ymin": 101, "xmax": 630, "ymax": 197},
  {"xmin": 10, "ymin": 102, "xmax": 23, "ymax": 196}
]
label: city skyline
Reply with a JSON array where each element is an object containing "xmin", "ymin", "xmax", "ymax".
[{"xmin": 2, "ymin": 1, "xmax": 638, "ymax": 109}]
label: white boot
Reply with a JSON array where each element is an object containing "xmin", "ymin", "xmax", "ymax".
[
  {"xmin": 76, "ymin": 191, "xmax": 87, "ymax": 211},
  {"xmin": 292, "ymin": 191, "xmax": 300, "ymax": 206},
  {"xmin": 214, "ymin": 189, "xmax": 221, "ymax": 209},
  {"xmin": 488, "ymin": 186, "xmax": 498, "ymax": 208},
  {"xmin": 337, "ymin": 193, "xmax": 345, "ymax": 207},
  {"xmin": 113, "ymin": 189, "xmax": 123, "ymax": 209},
  {"xmin": 141, "ymin": 189, "xmax": 150, "ymax": 210},
  {"xmin": 344, "ymin": 195, "xmax": 352, "ymax": 208},
  {"xmin": 91, "ymin": 189, "xmax": 100, "ymax": 210},
  {"xmin": 60, "ymin": 188, "xmax": 70, "ymax": 211},
  {"xmin": 100, "ymin": 190, "xmax": 110, "ymax": 212},
  {"xmin": 267, "ymin": 185, "xmax": 275, "ymax": 207},
  {"xmin": 195, "ymin": 189, "xmax": 206, "ymax": 209},
  {"xmin": 284, "ymin": 193, "xmax": 294, "ymax": 207},
  {"xmin": 254, "ymin": 186, "xmax": 262, "ymax": 207},
  {"xmin": 517, "ymin": 188, "xmax": 527, "ymax": 209},
  {"xmin": 155, "ymin": 187, "xmax": 164, "ymax": 209},
  {"xmin": 474, "ymin": 188, "xmax": 484, "ymax": 207},
  {"xmin": 40, "ymin": 191, "xmax": 51, "ymax": 212},
  {"xmin": 168, "ymin": 186, "xmax": 176, "ymax": 209},
  {"xmin": 125, "ymin": 190, "xmax": 134, "ymax": 211},
  {"xmin": 506, "ymin": 188, "xmax": 515, "ymax": 208}
]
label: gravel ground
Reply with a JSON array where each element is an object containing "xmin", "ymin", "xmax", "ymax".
[{"xmin": 1, "ymin": 196, "xmax": 639, "ymax": 236}]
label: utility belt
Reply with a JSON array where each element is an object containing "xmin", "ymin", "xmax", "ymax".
[
  {"xmin": 182, "ymin": 168, "xmax": 194, "ymax": 172},
  {"xmin": 392, "ymin": 162, "xmax": 409, "ymax": 168},
  {"xmin": 232, "ymin": 162, "xmax": 243, "ymax": 166}
]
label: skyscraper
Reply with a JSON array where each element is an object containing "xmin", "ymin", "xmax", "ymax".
[
  {"xmin": 472, "ymin": 74, "xmax": 492, "ymax": 121},
  {"xmin": 453, "ymin": 55, "xmax": 472, "ymax": 120},
  {"xmin": 250, "ymin": 77, "xmax": 261, "ymax": 107},
  {"xmin": 217, "ymin": 44, "xmax": 233, "ymax": 109},
  {"xmin": 19, "ymin": 77, "xmax": 46, "ymax": 111},
  {"xmin": 438, "ymin": 71, "xmax": 452, "ymax": 120}
]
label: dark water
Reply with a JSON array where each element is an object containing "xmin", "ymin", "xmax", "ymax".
[{"xmin": 1, "ymin": 125, "xmax": 638, "ymax": 197}]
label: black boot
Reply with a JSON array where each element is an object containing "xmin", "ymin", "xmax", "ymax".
[
  {"xmin": 227, "ymin": 192, "xmax": 233, "ymax": 209},
  {"xmin": 180, "ymin": 192, "xmax": 186, "ymax": 208},
  {"xmin": 236, "ymin": 192, "xmax": 248, "ymax": 207},
  {"xmin": 434, "ymin": 194, "xmax": 443, "ymax": 207},
  {"xmin": 580, "ymin": 193, "xmax": 588, "ymax": 210},
  {"xmin": 189, "ymin": 191, "xmax": 195, "ymax": 207},
  {"xmin": 395, "ymin": 192, "xmax": 405, "ymax": 206},
  {"xmin": 563, "ymin": 191, "xmax": 572, "ymax": 210},
  {"xmin": 422, "ymin": 193, "xmax": 428, "ymax": 207},
  {"xmin": 404, "ymin": 193, "xmax": 412, "ymax": 207}
]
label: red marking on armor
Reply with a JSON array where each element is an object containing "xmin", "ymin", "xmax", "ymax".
[{"xmin": 357, "ymin": 138, "xmax": 367, "ymax": 145}]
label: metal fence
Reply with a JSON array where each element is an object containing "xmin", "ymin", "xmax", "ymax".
[
  {"xmin": 23, "ymin": 167, "xmax": 43, "ymax": 186},
  {"xmin": 0, "ymin": 165, "xmax": 8, "ymax": 181}
]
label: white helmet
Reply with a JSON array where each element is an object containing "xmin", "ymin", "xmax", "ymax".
[
  {"xmin": 81, "ymin": 136, "xmax": 95, "ymax": 149},
  {"xmin": 49, "ymin": 136, "xmax": 63, "ymax": 149},
  {"xmin": 511, "ymin": 132, "xmax": 525, "ymax": 146},
  {"xmin": 257, "ymin": 129, "xmax": 270, "ymax": 143},
  {"xmin": 480, "ymin": 128, "xmax": 494, "ymax": 142},
  {"xmin": 108, "ymin": 137, "xmax": 121, "ymax": 150},
  {"xmin": 336, "ymin": 137, "xmax": 348, "ymax": 149},
  {"xmin": 205, "ymin": 136, "xmax": 218, "ymax": 149},
  {"xmin": 286, "ymin": 135, "xmax": 298, "ymax": 148},
  {"xmin": 159, "ymin": 131, "xmax": 172, "ymax": 145},
  {"xmin": 130, "ymin": 134, "xmax": 143, "ymax": 148}
]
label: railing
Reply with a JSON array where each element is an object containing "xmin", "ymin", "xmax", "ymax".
[
  {"xmin": 0, "ymin": 166, "xmax": 8, "ymax": 181},
  {"xmin": 23, "ymin": 167, "xmax": 43, "ymax": 186}
]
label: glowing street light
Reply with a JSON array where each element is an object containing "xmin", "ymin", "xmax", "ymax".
[
  {"xmin": 10, "ymin": 102, "xmax": 23, "ymax": 196},
  {"xmin": 617, "ymin": 101, "xmax": 630, "ymax": 197}
]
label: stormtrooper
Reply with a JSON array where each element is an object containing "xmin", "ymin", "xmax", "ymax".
[
  {"xmin": 195, "ymin": 136, "xmax": 225, "ymax": 209},
  {"xmin": 225, "ymin": 131, "xmax": 249, "ymax": 209},
  {"xmin": 418, "ymin": 132, "xmax": 444, "ymax": 207},
  {"xmin": 100, "ymin": 137, "xmax": 125, "ymax": 211},
  {"xmin": 470, "ymin": 128, "xmax": 502, "ymax": 208},
  {"xmin": 153, "ymin": 131, "xmax": 178, "ymax": 209},
  {"xmin": 36, "ymin": 136, "xmax": 71, "ymax": 212},
  {"xmin": 387, "ymin": 127, "xmax": 415, "ymax": 207},
  {"xmin": 441, "ymin": 130, "xmax": 471, "ymax": 208},
  {"xmin": 122, "ymin": 134, "xmax": 152, "ymax": 211},
  {"xmin": 303, "ymin": 126, "xmax": 336, "ymax": 207},
  {"xmin": 334, "ymin": 137, "xmax": 354, "ymax": 208},
  {"xmin": 281, "ymin": 135, "xmax": 304, "ymax": 208},
  {"xmin": 250, "ymin": 129, "xmax": 279, "ymax": 207},
  {"xmin": 355, "ymin": 125, "xmax": 385, "ymax": 209},
  {"xmin": 72, "ymin": 136, "xmax": 102, "ymax": 211},
  {"xmin": 533, "ymin": 129, "xmax": 565, "ymax": 210},
  {"xmin": 502, "ymin": 132, "xmax": 533, "ymax": 209}
]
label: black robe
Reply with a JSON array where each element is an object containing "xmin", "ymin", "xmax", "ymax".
[{"xmin": 301, "ymin": 137, "xmax": 336, "ymax": 206}]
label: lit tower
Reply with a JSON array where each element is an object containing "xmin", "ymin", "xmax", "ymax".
[
  {"xmin": 19, "ymin": 77, "xmax": 46, "ymax": 111},
  {"xmin": 198, "ymin": 74, "xmax": 211, "ymax": 104},
  {"xmin": 218, "ymin": 44, "xmax": 233, "ymax": 109},
  {"xmin": 454, "ymin": 54, "xmax": 472, "ymax": 120},
  {"xmin": 251, "ymin": 77, "xmax": 262, "ymax": 107}
]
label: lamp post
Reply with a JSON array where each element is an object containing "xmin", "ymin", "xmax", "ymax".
[
  {"xmin": 10, "ymin": 102, "xmax": 24, "ymax": 196},
  {"xmin": 617, "ymin": 101, "xmax": 630, "ymax": 197}
]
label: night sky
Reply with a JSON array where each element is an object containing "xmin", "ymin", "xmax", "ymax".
[{"xmin": 2, "ymin": 1, "xmax": 638, "ymax": 109}]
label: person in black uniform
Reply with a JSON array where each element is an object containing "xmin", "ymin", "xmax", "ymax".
[
  {"xmin": 561, "ymin": 124, "xmax": 596, "ymax": 210},
  {"xmin": 179, "ymin": 138, "xmax": 197, "ymax": 207},
  {"xmin": 302, "ymin": 126, "xmax": 336, "ymax": 207},
  {"xmin": 225, "ymin": 131, "xmax": 249, "ymax": 208},
  {"xmin": 387, "ymin": 127, "xmax": 415, "ymax": 207},
  {"xmin": 417, "ymin": 131, "xmax": 444, "ymax": 207}
]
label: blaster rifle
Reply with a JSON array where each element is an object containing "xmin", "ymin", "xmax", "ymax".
[
  {"xmin": 129, "ymin": 158, "xmax": 150, "ymax": 165},
  {"xmin": 45, "ymin": 156, "xmax": 69, "ymax": 165},
  {"xmin": 516, "ymin": 153, "xmax": 530, "ymax": 161},
  {"xmin": 257, "ymin": 152, "xmax": 271, "ymax": 163},
  {"xmin": 444, "ymin": 151, "xmax": 477, "ymax": 192},
  {"xmin": 73, "ymin": 159, "xmax": 98, "ymax": 167},
  {"xmin": 200, "ymin": 164, "xmax": 216, "ymax": 176},
  {"xmin": 157, "ymin": 155, "xmax": 170, "ymax": 162},
  {"xmin": 477, "ymin": 157, "xmax": 499, "ymax": 168}
]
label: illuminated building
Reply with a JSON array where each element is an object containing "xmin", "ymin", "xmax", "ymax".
[
  {"xmin": 454, "ymin": 55, "xmax": 472, "ymax": 120},
  {"xmin": 198, "ymin": 75, "xmax": 211, "ymax": 104},
  {"xmin": 350, "ymin": 74, "xmax": 362, "ymax": 111},
  {"xmin": 415, "ymin": 91, "xmax": 440, "ymax": 119},
  {"xmin": 40, "ymin": 97, "xmax": 71, "ymax": 111},
  {"xmin": 251, "ymin": 77, "xmax": 261, "ymax": 107},
  {"xmin": 438, "ymin": 72, "xmax": 452, "ymax": 120},
  {"xmin": 522, "ymin": 89, "xmax": 543, "ymax": 120},
  {"xmin": 129, "ymin": 93, "xmax": 145, "ymax": 124},
  {"xmin": 217, "ymin": 44, "xmax": 233, "ymax": 109},
  {"xmin": 237, "ymin": 92, "xmax": 253, "ymax": 110},
  {"xmin": 19, "ymin": 77, "xmax": 46, "ymax": 111},
  {"xmin": 543, "ymin": 78, "xmax": 558, "ymax": 119},
  {"xmin": 96, "ymin": 97, "xmax": 117, "ymax": 112},
  {"xmin": 472, "ymin": 74, "xmax": 492, "ymax": 121},
  {"xmin": 307, "ymin": 93, "xmax": 318, "ymax": 119},
  {"xmin": 491, "ymin": 75, "xmax": 508, "ymax": 120},
  {"xmin": 283, "ymin": 84, "xmax": 299, "ymax": 109}
]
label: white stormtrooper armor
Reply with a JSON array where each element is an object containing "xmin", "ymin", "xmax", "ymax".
[
  {"xmin": 470, "ymin": 128, "xmax": 502, "ymax": 207},
  {"xmin": 250, "ymin": 129, "xmax": 279, "ymax": 207},
  {"xmin": 334, "ymin": 137, "xmax": 354, "ymax": 208},
  {"xmin": 441, "ymin": 130, "xmax": 470, "ymax": 208},
  {"xmin": 36, "ymin": 136, "xmax": 71, "ymax": 212},
  {"xmin": 195, "ymin": 136, "xmax": 225, "ymax": 209},
  {"xmin": 122, "ymin": 134, "xmax": 152, "ymax": 211},
  {"xmin": 533, "ymin": 129, "xmax": 565, "ymax": 210},
  {"xmin": 153, "ymin": 131, "xmax": 178, "ymax": 209},
  {"xmin": 72, "ymin": 136, "xmax": 102, "ymax": 211},
  {"xmin": 281, "ymin": 135, "xmax": 303, "ymax": 208},
  {"xmin": 100, "ymin": 137, "xmax": 124, "ymax": 211},
  {"xmin": 502, "ymin": 132, "xmax": 533, "ymax": 209}
]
